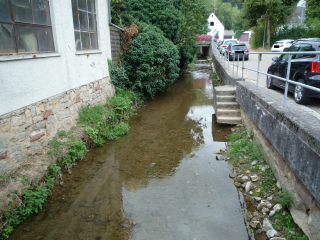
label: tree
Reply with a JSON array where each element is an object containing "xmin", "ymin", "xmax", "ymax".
[
  {"xmin": 240, "ymin": 0, "xmax": 299, "ymax": 47},
  {"xmin": 305, "ymin": 0, "xmax": 320, "ymax": 25}
]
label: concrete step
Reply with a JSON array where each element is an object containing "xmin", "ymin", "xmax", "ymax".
[
  {"xmin": 216, "ymin": 95, "xmax": 236, "ymax": 102},
  {"xmin": 216, "ymin": 116, "xmax": 242, "ymax": 125},
  {"xmin": 216, "ymin": 109, "xmax": 241, "ymax": 117},
  {"xmin": 215, "ymin": 85, "xmax": 236, "ymax": 96},
  {"xmin": 216, "ymin": 102, "xmax": 240, "ymax": 109}
]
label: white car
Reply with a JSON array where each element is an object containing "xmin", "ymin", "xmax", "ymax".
[
  {"xmin": 271, "ymin": 39, "xmax": 294, "ymax": 52},
  {"xmin": 219, "ymin": 39, "xmax": 238, "ymax": 54}
]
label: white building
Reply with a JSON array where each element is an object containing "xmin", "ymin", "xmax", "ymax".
[
  {"xmin": 0, "ymin": 0, "xmax": 117, "ymax": 174},
  {"xmin": 207, "ymin": 12, "xmax": 224, "ymax": 41}
]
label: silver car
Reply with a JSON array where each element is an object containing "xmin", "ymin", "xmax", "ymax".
[{"xmin": 219, "ymin": 39, "xmax": 238, "ymax": 54}]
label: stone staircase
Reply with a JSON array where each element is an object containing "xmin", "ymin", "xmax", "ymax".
[{"xmin": 214, "ymin": 85, "xmax": 242, "ymax": 125}]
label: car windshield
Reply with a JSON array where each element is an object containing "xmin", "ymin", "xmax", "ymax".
[
  {"xmin": 232, "ymin": 45, "xmax": 247, "ymax": 50},
  {"xmin": 295, "ymin": 44, "xmax": 316, "ymax": 59}
]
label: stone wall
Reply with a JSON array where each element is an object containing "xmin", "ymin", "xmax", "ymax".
[
  {"xmin": 0, "ymin": 77, "xmax": 115, "ymax": 175},
  {"xmin": 110, "ymin": 25, "xmax": 122, "ymax": 64}
]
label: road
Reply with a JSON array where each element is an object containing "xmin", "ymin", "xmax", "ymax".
[{"xmin": 231, "ymin": 44, "xmax": 320, "ymax": 114}]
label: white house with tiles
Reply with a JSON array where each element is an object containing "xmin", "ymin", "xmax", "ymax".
[
  {"xmin": 0, "ymin": 0, "xmax": 116, "ymax": 174},
  {"xmin": 207, "ymin": 12, "xmax": 224, "ymax": 41}
]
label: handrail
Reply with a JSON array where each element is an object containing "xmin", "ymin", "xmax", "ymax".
[{"xmin": 211, "ymin": 42, "xmax": 320, "ymax": 107}]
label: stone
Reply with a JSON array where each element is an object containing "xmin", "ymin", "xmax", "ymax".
[
  {"xmin": 266, "ymin": 229, "xmax": 278, "ymax": 238},
  {"xmin": 12, "ymin": 131, "xmax": 26, "ymax": 142},
  {"xmin": 276, "ymin": 181, "xmax": 281, "ymax": 189},
  {"xmin": 251, "ymin": 160, "xmax": 258, "ymax": 165},
  {"xmin": 234, "ymin": 182, "xmax": 242, "ymax": 188},
  {"xmin": 0, "ymin": 131, "xmax": 8, "ymax": 152},
  {"xmin": 60, "ymin": 97, "xmax": 68, "ymax": 103},
  {"xmin": 33, "ymin": 116, "xmax": 44, "ymax": 123},
  {"xmin": 30, "ymin": 132, "xmax": 45, "ymax": 142},
  {"xmin": 220, "ymin": 147, "xmax": 226, "ymax": 152},
  {"xmin": 255, "ymin": 197, "xmax": 262, "ymax": 202},
  {"xmin": 269, "ymin": 210, "xmax": 276, "ymax": 216},
  {"xmin": 259, "ymin": 165, "xmax": 266, "ymax": 172},
  {"xmin": 47, "ymin": 115, "xmax": 54, "ymax": 124},
  {"xmin": 249, "ymin": 221, "xmax": 261, "ymax": 229},
  {"xmin": 253, "ymin": 211, "xmax": 259, "ymax": 217},
  {"xmin": 245, "ymin": 181, "xmax": 252, "ymax": 192},
  {"xmin": 239, "ymin": 159, "xmax": 246, "ymax": 164},
  {"xmin": 242, "ymin": 176, "xmax": 249, "ymax": 181},
  {"xmin": 273, "ymin": 204, "xmax": 282, "ymax": 212},
  {"xmin": 32, "ymin": 121, "xmax": 46, "ymax": 131},
  {"xmin": 262, "ymin": 218, "xmax": 273, "ymax": 232},
  {"xmin": 246, "ymin": 211, "xmax": 253, "ymax": 220},
  {"xmin": 46, "ymin": 125, "xmax": 54, "ymax": 134},
  {"xmin": 58, "ymin": 110, "xmax": 70, "ymax": 120},
  {"xmin": 216, "ymin": 155, "xmax": 224, "ymax": 160},
  {"xmin": 261, "ymin": 207, "xmax": 269, "ymax": 214},
  {"xmin": 267, "ymin": 196, "xmax": 273, "ymax": 201},
  {"xmin": 249, "ymin": 191, "xmax": 253, "ymax": 194},
  {"xmin": 229, "ymin": 172, "xmax": 237, "ymax": 178},
  {"xmin": 11, "ymin": 115, "xmax": 26, "ymax": 127},
  {"xmin": 251, "ymin": 174, "xmax": 259, "ymax": 182},
  {"xmin": 258, "ymin": 200, "xmax": 273, "ymax": 210},
  {"xmin": 31, "ymin": 142, "xmax": 41, "ymax": 153},
  {"xmin": 12, "ymin": 151, "xmax": 30, "ymax": 163},
  {"xmin": 0, "ymin": 152, "xmax": 7, "ymax": 160},
  {"xmin": 75, "ymin": 96, "xmax": 81, "ymax": 103},
  {"xmin": 43, "ymin": 110, "xmax": 53, "ymax": 119},
  {"xmin": 270, "ymin": 238, "xmax": 286, "ymax": 240},
  {"xmin": 235, "ymin": 177, "xmax": 245, "ymax": 183}
]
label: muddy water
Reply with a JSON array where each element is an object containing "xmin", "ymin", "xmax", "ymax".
[{"xmin": 10, "ymin": 61, "xmax": 255, "ymax": 240}]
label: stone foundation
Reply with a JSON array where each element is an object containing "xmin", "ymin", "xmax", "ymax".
[{"xmin": 0, "ymin": 77, "xmax": 115, "ymax": 175}]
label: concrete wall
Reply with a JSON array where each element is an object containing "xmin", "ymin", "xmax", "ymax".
[{"xmin": 0, "ymin": 0, "xmax": 112, "ymax": 116}]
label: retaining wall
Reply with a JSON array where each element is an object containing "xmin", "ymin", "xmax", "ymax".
[{"xmin": 0, "ymin": 78, "xmax": 115, "ymax": 175}]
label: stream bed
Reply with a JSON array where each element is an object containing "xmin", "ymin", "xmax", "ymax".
[{"xmin": 9, "ymin": 60, "xmax": 257, "ymax": 240}]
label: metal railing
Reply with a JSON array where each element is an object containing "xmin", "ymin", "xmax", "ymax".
[{"xmin": 212, "ymin": 42, "xmax": 320, "ymax": 107}]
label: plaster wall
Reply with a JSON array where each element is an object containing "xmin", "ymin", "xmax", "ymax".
[
  {"xmin": 0, "ymin": 0, "xmax": 112, "ymax": 116},
  {"xmin": 207, "ymin": 13, "xmax": 224, "ymax": 41}
]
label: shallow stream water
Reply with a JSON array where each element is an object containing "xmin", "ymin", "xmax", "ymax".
[{"xmin": 10, "ymin": 61, "xmax": 257, "ymax": 240}]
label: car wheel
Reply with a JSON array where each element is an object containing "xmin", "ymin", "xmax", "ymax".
[
  {"xmin": 266, "ymin": 72, "xmax": 274, "ymax": 89},
  {"xmin": 245, "ymin": 57, "xmax": 249, "ymax": 61},
  {"xmin": 294, "ymin": 78, "xmax": 311, "ymax": 104}
]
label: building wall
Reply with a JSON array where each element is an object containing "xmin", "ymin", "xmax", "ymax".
[
  {"xmin": 0, "ymin": 0, "xmax": 112, "ymax": 116},
  {"xmin": 207, "ymin": 13, "xmax": 224, "ymax": 41},
  {"xmin": 0, "ymin": 0, "xmax": 114, "ymax": 174}
]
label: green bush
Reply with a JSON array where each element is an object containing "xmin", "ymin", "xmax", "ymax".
[
  {"xmin": 108, "ymin": 59, "xmax": 131, "ymax": 90},
  {"xmin": 179, "ymin": 40, "xmax": 199, "ymax": 70},
  {"xmin": 113, "ymin": 0, "xmax": 183, "ymax": 44},
  {"xmin": 121, "ymin": 23, "xmax": 180, "ymax": 99}
]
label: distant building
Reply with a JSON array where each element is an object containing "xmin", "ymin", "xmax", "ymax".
[
  {"xmin": 288, "ymin": 0, "xmax": 306, "ymax": 25},
  {"xmin": 224, "ymin": 30, "xmax": 234, "ymax": 40},
  {"xmin": 207, "ymin": 12, "xmax": 224, "ymax": 41},
  {"xmin": 239, "ymin": 31, "xmax": 253, "ymax": 42}
]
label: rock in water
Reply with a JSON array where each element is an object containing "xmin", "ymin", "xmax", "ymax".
[
  {"xmin": 249, "ymin": 221, "xmax": 260, "ymax": 229},
  {"xmin": 189, "ymin": 152, "xmax": 195, "ymax": 157},
  {"xmin": 220, "ymin": 147, "xmax": 226, "ymax": 152},
  {"xmin": 245, "ymin": 181, "xmax": 252, "ymax": 192},
  {"xmin": 229, "ymin": 172, "xmax": 237, "ymax": 178},
  {"xmin": 216, "ymin": 155, "xmax": 225, "ymax": 160}
]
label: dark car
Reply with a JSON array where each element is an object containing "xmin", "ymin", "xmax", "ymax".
[
  {"xmin": 225, "ymin": 43, "xmax": 249, "ymax": 61},
  {"xmin": 284, "ymin": 38, "xmax": 320, "ymax": 51},
  {"xmin": 266, "ymin": 42, "xmax": 320, "ymax": 104}
]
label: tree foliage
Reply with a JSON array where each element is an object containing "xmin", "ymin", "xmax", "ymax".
[
  {"xmin": 120, "ymin": 23, "xmax": 180, "ymax": 98},
  {"xmin": 305, "ymin": 0, "xmax": 320, "ymax": 25}
]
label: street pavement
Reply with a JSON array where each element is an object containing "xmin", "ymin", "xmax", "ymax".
[{"xmin": 233, "ymin": 43, "xmax": 320, "ymax": 114}]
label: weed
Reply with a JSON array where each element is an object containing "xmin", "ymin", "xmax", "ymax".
[
  {"xmin": 21, "ymin": 175, "xmax": 29, "ymax": 186},
  {"xmin": 211, "ymin": 73, "xmax": 217, "ymax": 80},
  {"xmin": 260, "ymin": 168, "xmax": 275, "ymax": 192},
  {"xmin": 62, "ymin": 139, "xmax": 88, "ymax": 167},
  {"xmin": 48, "ymin": 163, "xmax": 61, "ymax": 178},
  {"xmin": 57, "ymin": 130, "xmax": 67, "ymax": 138},
  {"xmin": 47, "ymin": 138, "xmax": 66, "ymax": 156},
  {"xmin": 278, "ymin": 189, "xmax": 292, "ymax": 209}
]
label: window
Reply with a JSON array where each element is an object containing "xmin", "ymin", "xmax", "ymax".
[
  {"xmin": 0, "ymin": 0, "xmax": 55, "ymax": 56},
  {"xmin": 72, "ymin": 0, "xmax": 98, "ymax": 51},
  {"xmin": 280, "ymin": 45, "xmax": 299, "ymax": 60},
  {"xmin": 210, "ymin": 22, "xmax": 214, "ymax": 26},
  {"xmin": 295, "ymin": 44, "xmax": 316, "ymax": 59}
]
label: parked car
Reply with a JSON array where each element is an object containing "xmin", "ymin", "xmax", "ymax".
[
  {"xmin": 216, "ymin": 40, "xmax": 223, "ymax": 49},
  {"xmin": 225, "ymin": 43, "xmax": 249, "ymax": 61},
  {"xmin": 219, "ymin": 39, "xmax": 238, "ymax": 54},
  {"xmin": 266, "ymin": 42, "xmax": 320, "ymax": 104},
  {"xmin": 271, "ymin": 39, "xmax": 294, "ymax": 52},
  {"xmin": 284, "ymin": 38, "xmax": 320, "ymax": 51}
]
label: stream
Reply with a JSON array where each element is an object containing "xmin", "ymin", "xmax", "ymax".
[{"xmin": 9, "ymin": 60, "xmax": 257, "ymax": 240}]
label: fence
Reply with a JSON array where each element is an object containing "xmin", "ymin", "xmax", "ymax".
[{"xmin": 212, "ymin": 42, "xmax": 320, "ymax": 107}]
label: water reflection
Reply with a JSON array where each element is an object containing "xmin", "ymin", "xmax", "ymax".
[{"xmin": 9, "ymin": 61, "xmax": 253, "ymax": 240}]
